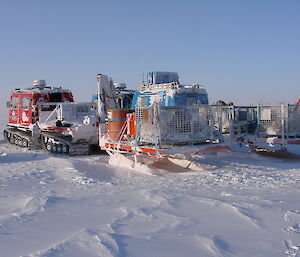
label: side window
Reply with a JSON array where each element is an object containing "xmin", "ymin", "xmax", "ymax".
[
  {"xmin": 199, "ymin": 95, "xmax": 209, "ymax": 105},
  {"xmin": 49, "ymin": 93, "xmax": 62, "ymax": 102},
  {"xmin": 11, "ymin": 96, "xmax": 18, "ymax": 109},
  {"xmin": 187, "ymin": 96, "xmax": 198, "ymax": 106},
  {"xmin": 22, "ymin": 97, "xmax": 31, "ymax": 110}
]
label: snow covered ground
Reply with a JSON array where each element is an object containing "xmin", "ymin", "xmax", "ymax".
[{"xmin": 1, "ymin": 126, "xmax": 300, "ymax": 256}]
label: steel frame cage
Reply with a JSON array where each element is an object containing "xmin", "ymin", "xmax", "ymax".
[
  {"xmin": 135, "ymin": 104, "xmax": 223, "ymax": 146},
  {"xmin": 221, "ymin": 104, "xmax": 300, "ymax": 139}
]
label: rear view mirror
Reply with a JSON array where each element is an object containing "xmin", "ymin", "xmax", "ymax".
[{"xmin": 6, "ymin": 101, "xmax": 11, "ymax": 108}]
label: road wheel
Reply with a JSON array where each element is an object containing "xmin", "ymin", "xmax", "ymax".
[
  {"xmin": 46, "ymin": 142, "xmax": 52, "ymax": 152},
  {"xmin": 56, "ymin": 144, "xmax": 62, "ymax": 153},
  {"xmin": 22, "ymin": 139, "xmax": 28, "ymax": 148},
  {"xmin": 62, "ymin": 144, "xmax": 69, "ymax": 154},
  {"xmin": 52, "ymin": 144, "xmax": 57, "ymax": 153},
  {"xmin": 14, "ymin": 138, "xmax": 19, "ymax": 145}
]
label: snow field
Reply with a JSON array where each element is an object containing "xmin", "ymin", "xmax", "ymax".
[{"xmin": 1, "ymin": 138, "xmax": 300, "ymax": 256}]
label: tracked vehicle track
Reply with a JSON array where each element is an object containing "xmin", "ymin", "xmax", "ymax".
[{"xmin": 3, "ymin": 128, "xmax": 92, "ymax": 156}]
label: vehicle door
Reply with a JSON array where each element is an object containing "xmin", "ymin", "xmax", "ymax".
[
  {"xmin": 20, "ymin": 95, "xmax": 32, "ymax": 126},
  {"xmin": 9, "ymin": 95, "xmax": 20, "ymax": 125}
]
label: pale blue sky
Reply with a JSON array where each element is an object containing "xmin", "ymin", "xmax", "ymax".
[{"xmin": 0, "ymin": 0, "xmax": 299, "ymax": 113}]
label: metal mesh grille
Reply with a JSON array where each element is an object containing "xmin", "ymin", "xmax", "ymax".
[
  {"xmin": 219, "ymin": 106, "xmax": 257, "ymax": 135},
  {"xmin": 166, "ymin": 109, "xmax": 192, "ymax": 133},
  {"xmin": 288, "ymin": 105, "xmax": 300, "ymax": 136},
  {"xmin": 135, "ymin": 106, "xmax": 159, "ymax": 143},
  {"xmin": 214, "ymin": 104, "xmax": 300, "ymax": 138},
  {"xmin": 136, "ymin": 105, "xmax": 223, "ymax": 145},
  {"xmin": 256, "ymin": 104, "xmax": 300, "ymax": 137},
  {"xmin": 257, "ymin": 105, "xmax": 286, "ymax": 136}
]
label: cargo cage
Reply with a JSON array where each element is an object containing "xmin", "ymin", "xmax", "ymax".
[
  {"xmin": 220, "ymin": 104, "xmax": 300, "ymax": 138},
  {"xmin": 136, "ymin": 104, "xmax": 223, "ymax": 145},
  {"xmin": 100, "ymin": 104, "xmax": 225, "ymax": 159},
  {"xmin": 219, "ymin": 105, "xmax": 257, "ymax": 135},
  {"xmin": 220, "ymin": 104, "xmax": 300, "ymax": 151}
]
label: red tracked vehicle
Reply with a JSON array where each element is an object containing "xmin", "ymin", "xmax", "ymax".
[
  {"xmin": 4, "ymin": 80, "xmax": 98, "ymax": 155},
  {"xmin": 7, "ymin": 80, "xmax": 74, "ymax": 128}
]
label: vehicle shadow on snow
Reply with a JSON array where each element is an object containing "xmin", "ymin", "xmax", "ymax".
[
  {"xmin": 254, "ymin": 149, "xmax": 300, "ymax": 159},
  {"xmin": 0, "ymin": 152, "xmax": 50, "ymax": 163},
  {"xmin": 129, "ymin": 150, "xmax": 300, "ymax": 174},
  {"xmin": 191, "ymin": 151, "xmax": 300, "ymax": 172}
]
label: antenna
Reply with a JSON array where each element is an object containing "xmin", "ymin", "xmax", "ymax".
[
  {"xmin": 96, "ymin": 74, "xmax": 102, "ymax": 120},
  {"xmin": 142, "ymin": 53, "xmax": 146, "ymax": 84}
]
